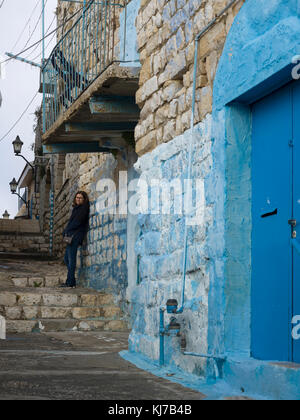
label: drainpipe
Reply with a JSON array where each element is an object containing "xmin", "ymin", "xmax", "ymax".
[
  {"xmin": 49, "ymin": 156, "xmax": 55, "ymax": 256},
  {"xmin": 176, "ymin": 32, "xmax": 199, "ymax": 315},
  {"xmin": 42, "ymin": 0, "xmax": 46, "ymax": 133},
  {"xmin": 160, "ymin": 0, "xmax": 242, "ymax": 366},
  {"xmin": 178, "ymin": 0, "xmax": 242, "ymax": 315},
  {"xmin": 159, "ymin": 303, "xmax": 181, "ymax": 366},
  {"xmin": 159, "ymin": 307, "xmax": 165, "ymax": 366}
]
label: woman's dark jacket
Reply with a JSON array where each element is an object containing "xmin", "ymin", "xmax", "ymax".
[{"xmin": 63, "ymin": 203, "xmax": 90, "ymax": 245}]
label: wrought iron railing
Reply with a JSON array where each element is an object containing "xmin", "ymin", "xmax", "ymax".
[{"xmin": 42, "ymin": 0, "xmax": 128, "ymax": 133}]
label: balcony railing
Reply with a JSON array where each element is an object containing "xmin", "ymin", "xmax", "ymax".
[{"xmin": 42, "ymin": 0, "xmax": 128, "ymax": 133}]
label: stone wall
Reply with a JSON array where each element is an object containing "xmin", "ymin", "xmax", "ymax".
[
  {"xmin": 129, "ymin": 116, "xmax": 212, "ymax": 372},
  {"xmin": 0, "ymin": 220, "xmax": 50, "ymax": 254},
  {"xmin": 134, "ymin": 0, "xmax": 245, "ymax": 156},
  {"xmin": 53, "ymin": 154, "xmax": 80, "ymax": 257},
  {"xmin": 127, "ymin": 0, "xmax": 246, "ymax": 375},
  {"xmin": 77, "ymin": 149, "xmax": 139, "ymax": 319}
]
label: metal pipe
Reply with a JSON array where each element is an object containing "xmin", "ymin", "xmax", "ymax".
[
  {"xmin": 177, "ymin": 0, "xmax": 243, "ymax": 314},
  {"xmin": 42, "ymin": 0, "xmax": 46, "ymax": 133},
  {"xmin": 49, "ymin": 156, "xmax": 55, "ymax": 256},
  {"xmin": 182, "ymin": 352, "xmax": 226, "ymax": 380},
  {"xmin": 159, "ymin": 307, "xmax": 165, "ymax": 366},
  {"xmin": 183, "ymin": 351, "xmax": 226, "ymax": 361}
]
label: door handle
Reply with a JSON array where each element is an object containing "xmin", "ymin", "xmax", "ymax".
[
  {"xmin": 288, "ymin": 220, "xmax": 297, "ymax": 238},
  {"xmin": 261, "ymin": 209, "xmax": 278, "ymax": 218}
]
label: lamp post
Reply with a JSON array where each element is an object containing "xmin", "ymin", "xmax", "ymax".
[
  {"xmin": 2, "ymin": 210, "xmax": 10, "ymax": 220},
  {"xmin": 12, "ymin": 136, "xmax": 35, "ymax": 172},
  {"xmin": 9, "ymin": 177, "xmax": 29, "ymax": 211}
]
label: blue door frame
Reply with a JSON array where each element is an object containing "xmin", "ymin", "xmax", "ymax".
[{"xmin": 252, "ymin": 80, "xmax": 300, "ymax": 363}]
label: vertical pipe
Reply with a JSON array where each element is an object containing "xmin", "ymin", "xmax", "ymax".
[
  {"xmin": 159, "ymin": 308, "xmax": 165, "ymax": 366},
  {"xmin": 80, "ymin": 0, "xmax": 87, "ymax": 92},
  {"xmin": 103, "ymin": 0, "xmax": 108, "ymax": 67},
  {"xmin": 177, "ymin": 38, "xmax": 199, "ymax": 313},
  {"xmin": 123, "ymin": 0, "xmax": 127, "ymax": 61},
  {"xmin": 42, "ymin": 0, "xmax": 46, "ymax": 133},
  {"xmin": 49, "ymin": 156, "xmax": 55, "ymax": 256}
]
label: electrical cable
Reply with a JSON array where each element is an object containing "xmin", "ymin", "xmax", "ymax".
[
  {"xmin": 29, "ymin": 31, "xmax": 56, "ymax": 63},
  {"xmin": 20, "ymin": 0, "xmax": 49, "ymax": 53},
  {"xmin": 0, "ymin": 6, "xmax": 84, "ymax": 66},
  {"xmin": 24, "ymin": 13, "xmax": 56, "ymax": 61},
  {"xmin": 9, "ymin": 0, "xmax": 42, "ymax": 54}
]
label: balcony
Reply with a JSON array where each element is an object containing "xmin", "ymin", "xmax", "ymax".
[{"xmin": 41, "ymin": 0, "xmax": 140, "ymax": 155}]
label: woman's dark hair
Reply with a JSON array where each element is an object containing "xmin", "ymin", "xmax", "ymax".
[{"xmin": 72, "ymin": 191, "xmax": 90, "ymax": 207}]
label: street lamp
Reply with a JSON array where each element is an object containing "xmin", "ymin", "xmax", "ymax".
[
  {"xmin": 12, "ymin": 135, "xmax": 23, "ymax": 155},
  {"xmin": 9, "ymin": 177, "xmax": 29, "ymax": 209},
  {"xmin": 12, "ymin": 136, "xmax": 35, "ymax": 171},
  {"xmin": 9, "ymin": 178, "xmax": 18, "ymax": 194}
]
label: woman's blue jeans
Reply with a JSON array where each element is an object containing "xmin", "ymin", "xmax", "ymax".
[{"xmin": 64, "ymin": 237, "xmax": 81, "ymax": 286}]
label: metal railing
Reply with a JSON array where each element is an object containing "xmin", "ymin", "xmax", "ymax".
[{"xmin": 42, "ymin": 0, "xmax": 128, "ymax": 133}]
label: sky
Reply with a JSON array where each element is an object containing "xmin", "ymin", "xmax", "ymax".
[{"xmin": 0, "ymin": 0, "xmax": 57, "ymax": 218}]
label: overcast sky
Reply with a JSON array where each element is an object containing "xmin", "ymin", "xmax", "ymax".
[{"xmin": 0, "ymin": 0, "xmax": 57, "ymax": 218}]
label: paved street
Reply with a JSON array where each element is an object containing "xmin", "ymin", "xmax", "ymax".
[{"xmin": 0, "ymin": 331, "xmax": 206, "ymax": 401}]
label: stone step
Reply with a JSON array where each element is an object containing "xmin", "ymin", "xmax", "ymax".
[
  {"xmin": 0, "ymin": 290, "xmax": 116, "ymax": 308},
  {"xmin": 1, "ymin": 305, "xmax": 122, "ymax": 320},
  {"xmin": 0, "ymin": 252, "xmax": 54, "ymax": 261},
  {"xmin": 6, "ymin": 319, "xmax": 128, "ymax": 333},
  {"xmin": 11, "ymin": 276, "xmax": 63, "ymax": 288}
]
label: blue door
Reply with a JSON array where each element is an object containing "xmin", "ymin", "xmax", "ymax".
[{"xmin": 251, "ymin": 81, "xmax": 300, "ymax": 362}]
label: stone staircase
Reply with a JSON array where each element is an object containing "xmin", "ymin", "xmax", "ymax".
[
  {"xmin": 0, "ymin": 219, "xmax": 49, "ymax": 257},
  {"xmin": 0, "ymin": 271, "xmax": 128, "ymax": 334}
]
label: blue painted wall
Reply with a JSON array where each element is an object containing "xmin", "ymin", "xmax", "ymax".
[
  {"xmin": 210, "ymin": 0, "xmax": 300, "ymax": 397},
  {"xmin": 119, "ymin": 0, "xmax": 141, "ymax": 66}
]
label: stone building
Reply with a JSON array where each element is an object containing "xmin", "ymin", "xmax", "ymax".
[{"xmin": 40, "ymin": 0, "xmax": 300, "ymax": 399}]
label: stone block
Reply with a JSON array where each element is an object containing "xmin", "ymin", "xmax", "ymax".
[
  {"xmin": 42, "ymin": 294, "xmax": 78, "ymax": 307},
  {"xmin": 28, "ymin": 277, "xmax": 45, "ymax": 288},
  {"xmin": 72, "ymin": 307, "xmax": 101, "ymax": 319},
  {"xmin": 11, "ymin": 278, "xmax": 28, "ymax": 287},
  {"xmin": 38, "ymin": 320, "xmax": 78, "ymax": 332},
  {"xmin": 41, "ymin": 307, "xmax": 72, "ymax": 319},
  {"xmin": 81, "ymin": 320, "xmax": 105, "ymax": 331},
  {"xmin": 5, "ymin": 306, "xmax": 22, "ymax": 320},
  {"xmin": 104, "ymin": 320, "xmax": 128, "ymax": 332},
  {"xmin": 23, "ymin": 306, "xmax": 39, "ymax": 320},
  {"xmin": 45, "ymin": 276, "xmax": 60, "ymax": 287},
  {"xmin": 18, "ymin": 293, "xmax": 42, "ymax": 306},
  {"xmin": 80, "ymin": 294, "xmax": 98, "ymax": 307},
  {"xmin": 6, "ymin": 320, "xmax": 36, "ymax": 333},
  {"xmin": 136, "ymin": 76, "xmax": 159, "ymax": 105},
  {"xmin": 101, "ymin": 306, "xmax": 121, "ymax": 318},
  {"xmin": 98, "ymin": 294, "xmax": 115, "ymax": 305},
  {"xmin": 0, "ymin": 293, "xmax": 17, "ymax": 307},
  {"xmin": 78, "ymin": 321, "xmax": 92, "ymax": 331}
]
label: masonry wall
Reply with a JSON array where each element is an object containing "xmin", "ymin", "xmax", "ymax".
[
  {"xmin": 77, "ymin": 148, "xmax": 139, "ymax": 320},
  {"xmin": 134, "ymin": 0, "xmax": 244, "ymax": 156},
  {"xmin": 53, "ymin": 154, "xmax": 80, "ymax": 257},
  {"xmin": 128, "ymin": 0, "xmax": 246, "ymax": 376}
]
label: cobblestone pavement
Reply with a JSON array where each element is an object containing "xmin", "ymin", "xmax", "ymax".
[{"xmin": 0, "ymin": 331, "xmax": 206, "ymax": 401}]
